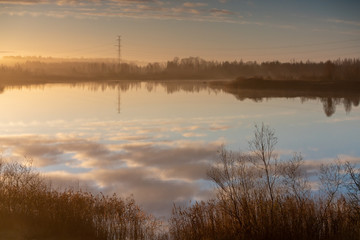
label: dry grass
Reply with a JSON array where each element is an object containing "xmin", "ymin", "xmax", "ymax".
[
  {"xmin": 169, "ymin": 124, "xmax": 360, "ymax": 240},
  {"xmin": 170, "ymin": 195, "xmax": 360, "ymax": 240},
  {"xmin": 0, "ymin": 159, "xmax": 167, "ymax": 240},
  {"xmin": 1, "ymin": 124, "xmax": 360, "ymax": 239}
]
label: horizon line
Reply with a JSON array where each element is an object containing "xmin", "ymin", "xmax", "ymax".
[{"xmin": 2, "ymin": 55, "xmax": 359, "ymax": 64}]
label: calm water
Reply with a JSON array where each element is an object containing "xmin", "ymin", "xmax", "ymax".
[{"xmin": 1, "ymin": 81, "xmax": 359, "ymax": 217}]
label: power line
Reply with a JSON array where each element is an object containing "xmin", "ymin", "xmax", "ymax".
[
  {"xmin": 243, "ymin": 44, "xmax": 360, "ymax": 57},
  {"xmin": 243, "ymin": 38, "xmax": 360, "ymax": 50},
  {"xmin": 117, "ymin": 86, "xmax": 121, "ymax": 114},
  {"xmin": 52, "ymin": 42, "xmax": 113, "ymax": 55},
  {"xmin": 204, "ymin": 38, "xmax": 360, "ymax": 52},
  {"xmin": 116, "ymin": 36, "xmax": 121, "ymax": 114}
]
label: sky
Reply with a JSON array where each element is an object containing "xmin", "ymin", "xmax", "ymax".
[{"xmin": 0, "ymin": 0, "xmax": 360, "ymax": 62}]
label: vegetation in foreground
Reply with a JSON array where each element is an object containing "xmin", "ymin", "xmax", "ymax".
[
  {"xmin": 1, "ymin": 124, "xmax": 360, "ymax": 239},
  {"xmin": 170, "ymin": 124, "xmax": 360, "ymax": 240},
  {"xmin": 0, "ymin": 159, "xmax": 167, "ymax": 240}
]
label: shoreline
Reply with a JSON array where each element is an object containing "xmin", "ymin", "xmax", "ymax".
[{"xmin": 1, "ymin": 77, "xmax": 360, "ymax": 97}]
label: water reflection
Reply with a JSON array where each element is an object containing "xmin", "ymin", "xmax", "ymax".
[
  {"xmin": 1, "ymin": 80, "xmax": 360, "ymax": 217},
  {"xmin": 2, "ymin": 80, "xmax": 358, "ymax": 117}
]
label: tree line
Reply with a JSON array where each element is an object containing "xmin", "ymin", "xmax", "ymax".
[{"xmin": 1, "ymin": 57, "xmax": 360, "ymax": 82}]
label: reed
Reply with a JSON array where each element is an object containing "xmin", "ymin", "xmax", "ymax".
[
  {"xmin": 169, "ymin": 124, "xmax": 360, "ymax": 240},
  {"xmin": 0, "ymin": 158, "xmax": 166, "ymax": 240}
]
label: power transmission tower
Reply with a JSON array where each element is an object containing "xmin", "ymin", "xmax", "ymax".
[
  {"xmin": 115, "ymin": 36, "xmax": 121, "ymax": 113},
  {"xmin": 117, "ymin": 85, "xmax": 121, "ymax": 114},
  {"xmin": 116, "ymin": 35, "xmax": 121, "ymax": 66}
]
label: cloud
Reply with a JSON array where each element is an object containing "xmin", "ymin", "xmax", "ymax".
[
  {"xmin": 171, "ymin": 125, "xmax": 200, "ymax": 132},
  {"xmin": 0, "ymin": 0, "xmax": 157, "ymax": 5},
  {"xmin": 0, "ymin": 133, "xmax": 220, "ymax": 217},
  {"xmin": 119, "ymin": 141, "xmax": 219, "ymax": 179},
  {"xmin": 182, "ymin": 132, "xmax": 206, "ymax": 137},
  {"xmin": 0, "ymin": 0, "xmax": 243, "ymax": 24},
  {"xmin": 0, "ymin": 0, "xmax": 48, "ymax": 4},
  {"xmin": 210, "ymin": 8, "xmax": 235, "ymax": 15},
  {"xmin": 39, "ymin": 135, "xmax": 218, "ymax": 182},
  {"xmin": 209, "ymin": 124, "xmax": 230, "ymax": 131},
  {"xmin": 0, "ymin": 134, "xmax": 125, "ymax": 168},
  {"xmin": 88, "ymin": 167, "xmax": 214, "ymax": 216},
  {"xmin": 43, "ymin": 170, "xmax": 98, "ymax": 192},
  {"xmin": 320, "ymin": 115, "xmax": 360, "ymax": 123},
  {"xmin": 301, "ymin": 155, "xmax": 360, "ymax": 176},
  {"xmin": 312, "ymin": 27, "xmax": 360, "ymax": 37},
  {"xmin": 183, "ymin": 2, "xmax": 207, "ymax": 8},
  {"xmin": 0, "ymin": 0, "xmax": 298, "ymax": 29},
  {"xmin": 327, "ymin": 18, "xmax": 360, "ymax": 27}
]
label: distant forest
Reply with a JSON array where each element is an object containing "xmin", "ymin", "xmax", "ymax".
[
  {"xmin": 1, "ymin": 56, "xmax": 360, "ymax": 83},
  {"xmin": 1, "ymin": 57, "xmax": 360, "ymax": 117}
]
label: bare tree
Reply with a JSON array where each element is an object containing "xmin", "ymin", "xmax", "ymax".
[
  {"xmin": 345, "ymin": 162, "xmax": 360, "ymax": 215},
  {"xmin": 186, "ymin": 124, "xmax": 360, "ymax": 240},
  {"xmin": 207, "ymin": 123, "xmax": 282, "ymax": 231},
  {"xmin": 248, "ymin": 123, "xmax": 279, "ymax": 206},
  {"xmin": 207, "ymin": 145, "xmax": 259, "ymax": 231},
  {"xmin": 282, "ymin": 152, "xmax": 310, "ymax": 205},
  {"xmin": 319, "ymin": 159, "xmax": 345, "ymax": 208}
]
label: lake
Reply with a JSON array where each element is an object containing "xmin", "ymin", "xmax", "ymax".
[{"xmin": 1, "ymin": 81, "xmax": 359, "ymax": 217}]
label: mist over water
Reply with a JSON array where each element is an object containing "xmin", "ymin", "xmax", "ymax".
[
  {"xmin": 1, "ymin": 0, "xmax": 360, "ymax": 237},
  {"xmin": 1, "ymin": 81, "xmax": 359, "ymax": 217}
]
